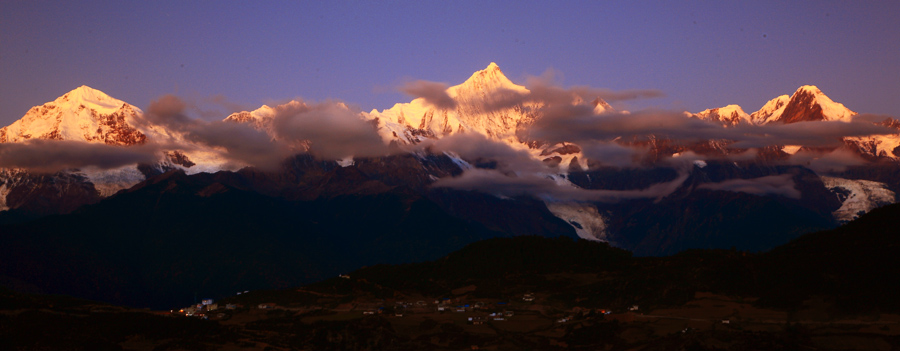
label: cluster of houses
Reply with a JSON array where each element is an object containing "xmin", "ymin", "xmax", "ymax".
[
  {"xmin": 171, "ymin": 288, "xmax": 628, "ymax": 327},
  {"xmin": 359, "ymin": 299, "xmax": 520, "ymax": 324},
  {"xmin": 351, "ymin": 292, "xmax": 623, "ymax": 325},
  {"xmin": 355, "ymin": 298, "xmax": 516, "ymax": 317},
  {"xmin": 466, "ymin": 310, "xmax": 515, "ymax": 324},
  {"xmin": 175, "ymin": 298, "xmax": 241, "ymax": 319}
]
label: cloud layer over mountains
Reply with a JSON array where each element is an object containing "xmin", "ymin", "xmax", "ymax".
[
  {"xmin": 2, "ymin": 66, "xmax": 898, "ymax": 204},
  {"xmin": 139, "ymin": 95, "xmax": 393, "ymax": 170},
  {"xmin": 0, "ymin": 140, "xmax": 160, "ymax": 172}
]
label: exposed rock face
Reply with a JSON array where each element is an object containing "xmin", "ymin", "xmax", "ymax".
[
  {"xmin": 165, "ymin": 151, "xmax": 195, "ymax": 168},
  {"xmin": 540, "ymin": 143, "xmax": 582, "ymax": 156},
  {"xmin": 0, "ymin": 169, "xmax": 102, "ymax": 215},
  {"xmin": 91, "ymin": 104, "xmax": 147, "ymax": 145}
]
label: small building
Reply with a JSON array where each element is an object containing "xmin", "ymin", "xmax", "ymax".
[
  {"xmin": 183, "ymin": 306, "xmax": 197, "ymax": 316},
  {"xmin": 628, "ymin": 305, "xmax": 639, "ymax": 311},
  {"xmin": 523, "ymin": 293, "xmax": 535, "ymax": 302},
  {"xmin": 201, "ymin": 299, "xmax": 214, "ymax": 306},
  {"xmin": 258, "ymin": 303, "xmax": 276, "ymax": 309}
]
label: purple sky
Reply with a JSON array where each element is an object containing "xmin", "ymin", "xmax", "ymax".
[{"xmin": 2, "ymin": 1, "xmax": 898, "ymax": 126}]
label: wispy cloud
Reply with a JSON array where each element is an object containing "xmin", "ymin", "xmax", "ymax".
[
  {"xmin": 433, "ymin": 167, "xmax": 690, "ymax": 203},
  {"xmin": 0, "ymin": 140, "xmax": 160, "ymax": 173},
  {"xmin": 138, "ymin": 95, "xmax": 392, "ymax": 169},
  {"xmin": 697, "ymin": 174, "xmax": 801, "ymax": 199},
  {"xmin": 270, "ymin": 100, "xmax": 392, "ymax": 160},
  {"xmin": 141, "ymin": 95, "xmax": 292, "ymax": 170},
  {"xmin": 529, "ymin": 107, "xmax": 897, "ymax": 150},
  {"xmin": 421, "ymin": 133, "xmax": 548, "ymax": 173},
  {"xmin": 399, "ymin": 80, "xmax": 457, "ymax": 109},
  {"xmin": 787, "ymin": 148, "xmax": 868, "ymax": 173}
]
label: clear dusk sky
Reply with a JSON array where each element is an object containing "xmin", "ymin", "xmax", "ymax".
[{"xmin": 2, "ymin": 1, "xmax": 898, "ymax": 125}]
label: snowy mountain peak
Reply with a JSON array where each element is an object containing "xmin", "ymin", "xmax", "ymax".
[
  {"xmin": 223, "ymin": 101, "xmax": 312, "ymax": 136},
  {"xmin": 62, "ymin": 85, "xmax": 113, "ymax": 100},
  {"xmin": 0, "ymin": 86, "xmax": 146, "ymax": 145},
  {"xmin": 776, "ymin": 85, "xmax": 856, "ymax": 124},
  {"xmin": 795, "ymin": 85, "xmax": 822, "ymax": 95},
  {"xmin": 450, "ymin": 62, "xmax": 528, "ymax": 97},
  {"xmin": 56, "ymin": 85, "xmax": 131, "ymax": 114},
  {"xmin": 592, "ymin": 97, "xmax": 615, "ymax": 114},
  {"xmin": 364, "ymin": 63, "xmax": 537, "ymax": 144},
  {"xmin": 224, "ymin": 104, "xmax": 275, "ymax": 124},
  {"xmin": 691, "ymin": 104, "xmax": 750, "ymax": 126},
  {"xmin": 750, "ymin": 95, "xmax": 790, "ymax": 125},
  {"xmin": 749, "ymin": 86, "xmax": 855, "ymax": 125}
]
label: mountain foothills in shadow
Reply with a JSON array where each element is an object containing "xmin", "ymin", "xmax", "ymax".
[
  {"xmin": 2, "ymin": 203, "xmax": 899, "ymax": 350},
  {"xmin": 0, "ymin": 152, "xmax": 872, "ymax": 310},
  {"xmin": 574, "ymin": 161, "xmax": 840, "ymax": 255},
  {"xmin": 0, "ymin": 154, "xmax": 576, "ymax": 309},
  {"xmin": 300, "ymin": 202, "xmax": 900, "ymax": 315}
]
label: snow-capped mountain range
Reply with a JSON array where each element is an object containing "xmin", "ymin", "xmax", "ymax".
[
  {"xmin": 690, "ymin": 85, "xmax": 857, "ymax": 126},
  {"xmin": 1, "ymin": 63, "xmax": 899, "ymax": 238},
  {"xmin": 5, "ymin": 65, "xmax": 895, "ymax": 167}
]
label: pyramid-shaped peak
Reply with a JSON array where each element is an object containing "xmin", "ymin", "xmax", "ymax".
[
  {"xmin": 777, "ymin": 85, "xmax": 855, "ymax": 123},
  {"xmin": 453, "ymin": 62, "xmax": 527, "ymax": 95},
  {"xmin": 592, "ymin": 97, "xmax": 615, "ymax": 114},
  {"xmin": 469, "ymin": 62, "xmax": 507, "ymax": 80},
  {"xmin": 1, "ymin": 85, "xmax": 145, "ymax": 144}
]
